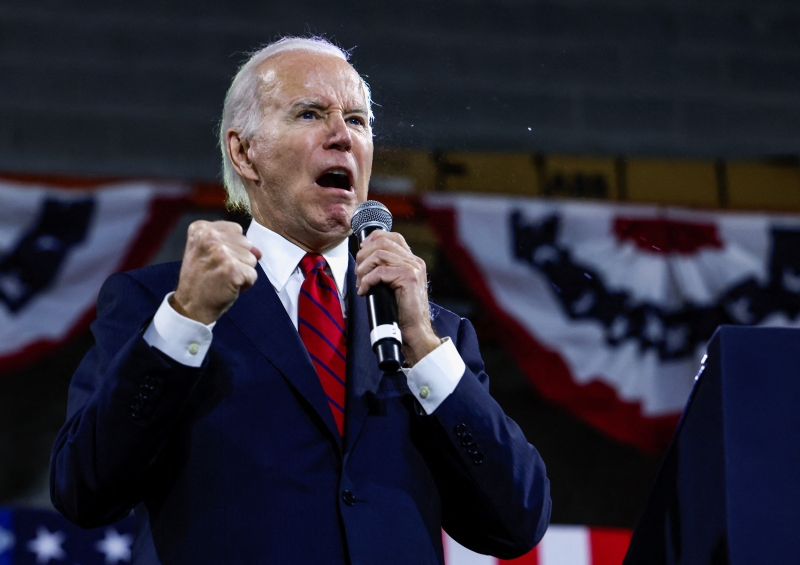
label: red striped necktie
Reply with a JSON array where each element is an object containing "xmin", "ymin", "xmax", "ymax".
[{"xmin": 297, "ymin": 253, "xmax": 347, "ymax": 435}]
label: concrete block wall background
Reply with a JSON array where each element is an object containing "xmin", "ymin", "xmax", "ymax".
[{"xmin": 1, "ymin": 0, "xmax": 800, "ymax": 181}]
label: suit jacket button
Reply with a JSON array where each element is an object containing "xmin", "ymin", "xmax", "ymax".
[
  {"xmin": 472, "ymin": 452, "xmax": 485, "ymax": 465},
  {"xmin": 454, "ymin": 424, "xmax": 467, "ymax": 437},
  {"xmin": 461, "ymin": 433, "xmax": 474, "ymax": 447},
  {"xmin": 342, "ymin": 490, "xmax": 356, "ymax": 506}
]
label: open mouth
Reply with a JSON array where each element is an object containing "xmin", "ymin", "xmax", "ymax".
[{"xmin": 315, "ymin": 168, "xmax": 352, "ymax": 191}]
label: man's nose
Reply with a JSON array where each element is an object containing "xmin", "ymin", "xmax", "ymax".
[{"xmin": 324, "ymin": 114, "xmax": 352, "ymax": 152}]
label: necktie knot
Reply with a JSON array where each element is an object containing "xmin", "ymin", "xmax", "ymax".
[{"xmin": 300, "ymin": 253, "xmax": 326, "ymax": 278}]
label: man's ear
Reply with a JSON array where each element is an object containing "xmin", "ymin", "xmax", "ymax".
[{"xmin": 227, "ymin": 130, "xmax": 259, "ymax": 183}]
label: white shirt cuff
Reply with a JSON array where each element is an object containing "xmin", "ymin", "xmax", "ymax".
[
  {"xmin": 142, "ymin": 292, "xmax": 215, "ymax": 368},
  {"xmin": 403, "ymin": 337, "xmax": 465, "ymax": 414}
]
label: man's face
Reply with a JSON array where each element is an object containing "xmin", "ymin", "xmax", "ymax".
[{"xmin": 242, "ymin": 50, "xmax": 373, "ymax": 252}]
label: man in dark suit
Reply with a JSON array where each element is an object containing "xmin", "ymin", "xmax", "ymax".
[{"xmin": 50, "ymin": 37, "xmax": 551, "ymax": 564}]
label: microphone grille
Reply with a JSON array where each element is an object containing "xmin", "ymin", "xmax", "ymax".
[{"xmin": 351, "ymin": 200, "xmax": 393, "ymax": 233}]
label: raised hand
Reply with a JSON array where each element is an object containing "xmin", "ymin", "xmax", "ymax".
[
  {"xmin": 355, "ymin": 230, "xmax": 441, "ymax": 366},
  {"xmin": 171, "ymin": 220, "xmax": 261, "ymax": 325}
]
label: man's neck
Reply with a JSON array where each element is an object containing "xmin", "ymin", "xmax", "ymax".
[
  {"xmin": 253, "ymin": 216, "xmax": 347, "ymax": 254},
  {"xmin": 247, "ymin": 219, "xmax": 350, "ymax": 297}
]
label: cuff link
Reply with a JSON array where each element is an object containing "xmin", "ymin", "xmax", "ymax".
[
  {"xmin": 419, "ymin": 385, "xmax": 431, "ymax": 399},
  {"xmin": 188, "ymin": 342, "xmax": 200, "ymax": 355}
]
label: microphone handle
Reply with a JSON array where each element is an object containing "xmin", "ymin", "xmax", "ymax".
[
  {"xmin": 367, "ymin": 285, "xmax": 402, "ymax": 372},
  {"xmin": 357, "ymin": 226, "xmax": 402, "ymax": 373}
]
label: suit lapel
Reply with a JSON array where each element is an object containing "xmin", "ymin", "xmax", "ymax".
[
  {"xmin": 343, "ymin": 256, "xmax": 384, "ymax": 454},
  {"xmin": 225, "ymin": 264, "xmax": 342, "ymax": 446}
]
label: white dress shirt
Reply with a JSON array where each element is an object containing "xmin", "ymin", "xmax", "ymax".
[{"xmin": 143, "ymin": 219, "xmax": 464, "ymax": 413}]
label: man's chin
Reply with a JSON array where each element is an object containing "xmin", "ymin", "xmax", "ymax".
[
  {"xmin": 322, "ymin": 222, "xmax": 352, "ymax": 244},
  {"xmin": 302, "ymin": 216, "xmax": 351, "ymax": 251},
  {"xmin": 325, "ymin": 204, "xmax": 356, "ymax": 230}
]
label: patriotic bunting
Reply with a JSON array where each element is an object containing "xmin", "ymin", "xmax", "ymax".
[
  {"xmin": 0, "ymin": 507, "xmax": 630, "ymax": 565},
  {"xmin": 424, "ymin": 194, "xmax": 800, "ymax": 452},
  {"xmin": 0, "ymin": 179, "xmax": 189, "ymax": 374},
  {"xmin": 444, "ymin": 526, "xmax": 631, "ymax": 565},
  {"xmin": 0, "ymin": 508, "xmax": 134, "ymax": 565}
]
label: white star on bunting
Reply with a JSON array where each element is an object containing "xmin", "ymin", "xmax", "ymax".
[
  {"xmin": 94, "ymin": 527, "xmax": 133, "ymax": 564},
  {"xmin": 26, "ymin": 526, "xmax": 66, "ymax": 564},
  {"xmin": 0, "ymin": 523, "xmax": 15, "ymax": 555}
]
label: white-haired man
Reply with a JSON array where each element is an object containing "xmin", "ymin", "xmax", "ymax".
[{"xmin": 51, "ymin": 37, "xmax": 551, "ymax": 564}]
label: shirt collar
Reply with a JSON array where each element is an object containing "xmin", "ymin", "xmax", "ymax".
[{"xmin": 246, "ymin": 219, "xmax": 350, "ymax": 296}]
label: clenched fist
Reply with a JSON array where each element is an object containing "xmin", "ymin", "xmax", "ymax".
[{"xmin": 171, "ymin": 220, "xmax": 261, "ymax": 325}]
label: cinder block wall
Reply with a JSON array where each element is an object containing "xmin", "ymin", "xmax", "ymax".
[{"xmin": 1, "ymin": 0, "xmax": 799, "ymax": 178}]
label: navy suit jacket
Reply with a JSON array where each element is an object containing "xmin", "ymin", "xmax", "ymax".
[{"xmin": 50, "ymin": 257, "xmax": 550, "ymax": 564}]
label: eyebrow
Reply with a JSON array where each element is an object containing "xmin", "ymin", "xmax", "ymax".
[
  {"xmin": 291, "ymin": 99, "xmax": 325, "ymax": 112},
  {"xmin": 290, "ymin": 99, "xmax": 369, "ymax": 116}
]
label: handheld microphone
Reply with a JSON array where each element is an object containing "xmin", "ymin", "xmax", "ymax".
[{"xmin": 350, "ymin": 200, "xmax": 402, "ymax": 373}]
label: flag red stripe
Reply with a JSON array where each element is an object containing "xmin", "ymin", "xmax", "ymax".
[
  {"xmin": 613, "ymin": 217, "xmax": 722, "ymax": 254},
  {"xmin": 589, "ymin": 528, "xmax": 632, "ymax": 565}
]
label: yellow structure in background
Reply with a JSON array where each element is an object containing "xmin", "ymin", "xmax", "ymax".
[
  {"xmin": 371, "ymin": 147, "xmax": 437, "ymax": 193},
  {"xmin": 626, "ymin": 159, "xmax": 718, "ymax": 208},
  {"xmin": 438, "ymin": 153, "xmax": 538, "ymax": 195},
  {"xmin": 541, "ymin": 155, "xmax": 621, "ymax": 200},
  {"xmin": 370, "ymin": 147, "xmax": 800, "ymax": 212},
  {"xmin": 726, "ymin": 160, "xmax": 800, "ymax": 210}
]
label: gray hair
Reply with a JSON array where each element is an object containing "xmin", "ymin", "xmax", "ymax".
[{"xmin": 219, "ymin": 36, "xmax": 373, "ymax": 213}]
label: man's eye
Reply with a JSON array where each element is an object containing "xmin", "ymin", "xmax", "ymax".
[
  {"xmin": 347, "ymin": 116, "xmax": 365, "ymax": 126},
  {"xmin": 300, "ymin": 111, "xmax": 316, "ymax": 120}
]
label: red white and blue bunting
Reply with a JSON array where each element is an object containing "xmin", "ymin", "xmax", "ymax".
[
  {"xmin": 0, "ymin": 506, "xmax": 631, "ymax": 565},
  {"xmin": 445, "ymin": 526, "xmax": 631, "ymax": 565},
  {"xmin": 424, "ymin": 194, "xmax": 800, "ymax": 452},
  {"xmin": 0, "ymin": 179, "xmax": 189, "ymax": 374},
  {"xmin": 0, "ymin": 507, "xmax": 134, "ymax": 565}
]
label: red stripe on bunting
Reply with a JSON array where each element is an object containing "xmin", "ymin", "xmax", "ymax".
[
  {"xmin": 589, "ymin": 528, "xmax": 632, "ymax": 565},
  {"xmin": 613, "ymin": 217, "xmax": 722, "ymax": 254},
  {"xmin": 444, "ymin": 525, "xmax": 631, "ymax": 564},
  {"xmin": 0, "ymin": 307, "xmax": 97, "ymax": 375}
]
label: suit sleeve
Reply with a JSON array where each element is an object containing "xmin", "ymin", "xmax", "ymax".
[
  {"xmin": 418, "ymin": 315, "xmax": 551, "ymax": 559},
  {"xmin": 50, "ymin": 272, "xmax": 205, "ymax": 528}
]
